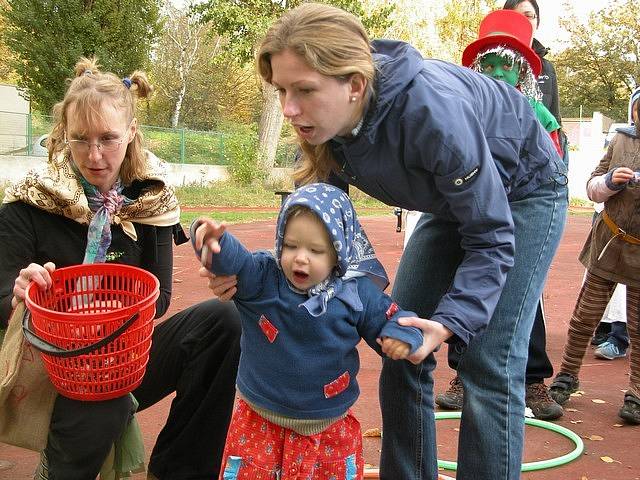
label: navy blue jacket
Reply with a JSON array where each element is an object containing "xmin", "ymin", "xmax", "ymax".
[{"xmin": 330, "ymin": 40, "xmax": 565, "ymax": 345}]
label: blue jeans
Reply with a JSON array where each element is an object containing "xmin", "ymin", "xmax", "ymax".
[
  {"xmin": 608, "ymin": 321, "xmax": 630, "ymax": 349},
  {"xmin": 380, "ymin": 170, "xmax": 568, "ymax": 480}
]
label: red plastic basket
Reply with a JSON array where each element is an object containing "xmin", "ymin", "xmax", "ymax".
[{"xmin": 24, "ymin": 263, "xmax": 159, "ymax": 401}]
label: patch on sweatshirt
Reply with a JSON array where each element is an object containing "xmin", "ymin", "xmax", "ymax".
[
  {"xmin": 453, "ymin": 166, "xmax": 480, "ymax": 186},
  {"xmin": 385, "ymin": 302, "xmax": 399, "ymax": 320},
  {"xmin": 258, "ymin": 315, "xmax": 278, "ymax": 343},
  {"xmin": 324, "ymin": 371, "xmax": 351, "ymax": 398}
]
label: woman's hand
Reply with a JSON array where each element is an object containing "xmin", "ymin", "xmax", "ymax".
[
  {"xmin": 198, "ymin": 267, "xmax": 238, "ymax": 302},
  {"xmin": 12, "ymin": 262, "xmax": 56, "ymax": 309},
  {"xmin": 397, "ymin": 317, "xmax": 454, "ymax": 364}
]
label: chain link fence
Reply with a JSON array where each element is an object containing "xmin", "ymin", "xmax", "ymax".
[{"xmin": 0, "ymin": 111, "xmax": 296, "ymax": 167}]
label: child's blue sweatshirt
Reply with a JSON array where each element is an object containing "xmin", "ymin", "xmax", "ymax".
[{"xmin": 205, "ymin": 231, "xmax": 423, "ymax": 419}]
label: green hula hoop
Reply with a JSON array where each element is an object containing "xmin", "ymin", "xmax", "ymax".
[{"xmin": 435, "ymin": 412, "xmax": 584, "ymax": 472}]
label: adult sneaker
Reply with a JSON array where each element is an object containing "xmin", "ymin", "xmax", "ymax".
[
  {"xmin": 435, "ymin": 376, "xmax": 464, "ymax": 410},
  {"xmin": 594, "ymin": 341, "xmax": 627, "ymax": 360},
  {"xmin": 618, "ymin": 393, "xmax": 640, "ymax": 425},
  {"xmin": 525, "ymin": 382, "xmax": 564, "ymax": 420},
  {"xmin": 549, "ymin": 372, "xmax": 580, "ymax": 405}
]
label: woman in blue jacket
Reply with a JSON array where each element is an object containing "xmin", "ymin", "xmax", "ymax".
[{"xmin": 254, "ymin": 3, "xmax": 568, "ymax": 479}]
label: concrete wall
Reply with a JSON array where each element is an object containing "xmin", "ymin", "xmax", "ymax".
[
  {"xmin": 0, "ymin": 155, "xmax": 294, "ymax": 189},
  {"xmin": 563, "ymin": 112, "xmax": 613, "ymax": 150},
  {"xmin": 0, "ymin": 84, "xmax": 30, "ymax": 153},
  {"xmin": 0, "ymin": 84, "xmax": 29, "ymax": 114}
]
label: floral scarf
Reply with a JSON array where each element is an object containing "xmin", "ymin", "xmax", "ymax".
[{"xmin": 3, "ymin": 150, "xmax": 180, "ymax": 241}]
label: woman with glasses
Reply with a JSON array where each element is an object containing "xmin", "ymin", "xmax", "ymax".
[{"xmin": 0, "ymin": 57, "xmax": 241, "ymax": 480}]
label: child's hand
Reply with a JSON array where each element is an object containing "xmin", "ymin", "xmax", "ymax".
[
  {"xmin": 379, "ymin": 337, "xmax": 411, "ymax": 360},
  {"xmin": 193, "ymin": 218, "xmax": 227, "ymax": 269},
  {"xmin": 611, "ymin": 167, "xmax": 635, "ymax": 185}
]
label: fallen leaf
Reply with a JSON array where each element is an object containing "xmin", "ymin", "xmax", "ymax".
[
  {"xmin": 600, "ymin": 456, "xmax": 619, "ymax": 463},
  {"xmin": 363, "ymin": 428, "xmax": 381, "ymax": 437},
  {"xmin": 571, "ymin": 392, "xmax": 584, "ymax": 397},
  {"xmin": 453, "ymin": 427, "xmax": 460, "ymax": 432},
  {"xmin": 565, "ymin": 408, "xmax": 579, "ymax": 412},
  {"xmin": 587, "ymin": 435, "xmax": 604, "ymax": 441},
  {"xmin": 570, "ymin": 420, "xmax": 583, "ymax": 424},
  {"xmin": 613, "ymin": 424, "xmax": 624, "ymax": 428},
  {"xmin": 592, "ymin": 399, "xmax": 606, "ymax": 404}
]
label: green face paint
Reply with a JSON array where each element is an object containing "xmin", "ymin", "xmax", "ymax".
[{"xmin": 479, "ymin": 53, "xmax": 519, "ymax": 87}]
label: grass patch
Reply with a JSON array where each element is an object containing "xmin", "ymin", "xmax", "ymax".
[
  {"xmin": 181, "ymin": 210, "xmax": 278, "ymax": 226},
  {"xmin": 175, "ymin": 182, "xmax": 283, "ymax": 207},
  {"xmin": 180, "ymin": 207, "xmax": 393, "ymax": 226},
  {"xmin": 173, "ymin": 183, "xmax": 392, "ymax": 211},
  {"xmin": 0, "ymin": 181, "xmax": 596, "ymax": 225}
]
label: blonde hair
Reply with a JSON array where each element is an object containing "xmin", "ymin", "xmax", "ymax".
[
  {"xmin": 257, "ymin": 3, "xmax": 375, "ymax": 186},
  {"xmin": 48, "ymin": 56, "xmax": 153, "ymax": 185}
]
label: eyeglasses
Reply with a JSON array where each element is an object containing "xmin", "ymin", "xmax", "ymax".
[{"xmin": 64, "ymin": 134, "xmax": 127, "ymax": 153}]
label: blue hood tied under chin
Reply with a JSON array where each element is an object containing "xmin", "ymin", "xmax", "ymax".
[{"xmin": 275, "ymin": 183, "xmax": 389, "ymax": 317}]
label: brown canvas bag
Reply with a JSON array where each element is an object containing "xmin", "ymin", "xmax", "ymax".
[{"xmin": 0, "ymin": 303, "xmax": 56, "ymax": 451}]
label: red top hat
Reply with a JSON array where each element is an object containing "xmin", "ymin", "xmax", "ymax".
[{"xmin": 462, "ymin": 9, "xmax": 542, "ymax": 77}]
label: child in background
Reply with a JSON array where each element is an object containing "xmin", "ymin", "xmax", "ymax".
[
  {"xmin": 589, "ymin": 88, "xmax": 640, "ymax": 358},
  {"xmin": 462, "ymin": 9, "xmax": 563, "ymax": 156},
  {"xmin": 191, "ymin": 183, "xmax": 423, "ymax": 479},
  {"xmin": 549, "ymin": 96, "xmax": 640, "ymax": 425}
]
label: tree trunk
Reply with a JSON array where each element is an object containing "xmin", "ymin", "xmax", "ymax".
[
  {"xmin": 171, "ymin": 82, "xmax": 186, "ymax": 128},
  {"xmin": 257, "ymin": 81, "xmax": 284, "ymax": 172}
]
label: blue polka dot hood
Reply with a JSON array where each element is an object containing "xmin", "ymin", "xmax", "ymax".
[{"xmin": 275, "ymin": 183, "xmax": 389, "ymax": 316}]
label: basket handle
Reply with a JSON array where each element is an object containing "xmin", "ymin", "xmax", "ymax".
[{"xmin": 22, "ymin": 309, "xmax": 140, "ymax": 358}]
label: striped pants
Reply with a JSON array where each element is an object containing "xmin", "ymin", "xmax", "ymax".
[{"xmin": 558, "ymin": 270, "xmax": 640, "ymax": 398}]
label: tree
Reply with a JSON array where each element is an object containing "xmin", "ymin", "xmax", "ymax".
[
  {"xmin": 193, "ymin": 0, "xmax": 394, "ymax": 172},
  {"xmin": 434, "ymin": 0, "xmax": 497, "ymax": 63},
  {"xmin": 553, "ymin": 0, "xmax": 640, "ymax": 121},
  {"xmin": 152, "ymin": 4, "xmax": 211, "ymax": 128},
  {"xmin": 2, "ymin": 0, "xmax": 162, "ymax": 113},
  {"xmin": 0, "ymin": 0, "xmax": 18, "ymax": 83},
  {"xmin": 364, "ymin": 0, "xmax": 496, "ymax": 62},
  {"xmin": 147, "ymin": 4, "xmax": 260, "ymax": 129}
]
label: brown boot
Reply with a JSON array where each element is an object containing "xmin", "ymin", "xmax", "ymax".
[
  {"xmin": 618, "ymin": 393, "xmax": 640, "ymax": 425},
  {"xmin": 435, "ymin": 376, "xmax": 464, "ymax": 410},
  {"xmin": 525, "ymin": 382, "xmax": 563, "ymax": 420}
]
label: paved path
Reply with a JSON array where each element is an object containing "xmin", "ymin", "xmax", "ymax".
[{"xmin": 1, "ymin": 213, "xmax": 638, "ymax": 479}]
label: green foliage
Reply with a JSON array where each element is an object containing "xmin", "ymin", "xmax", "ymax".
[
  {"xmin": 145, "ymin": 6, "xmax": 263, "ymax": 130},
  {"xmin": 193, "ymin": 0, "xmax": 395, "ymax": 64},
  {"xmin": 144, "ymin": 127, "xmax": 229, "ymax": 165},
  {"xmin": 223, "ymin": 126, "xmax": 262, "ymax": 186},
  {"xmin": 434, "ymin": 0, "xmax": 497, "ymax": 63},
  {"xmin": 554, "ymin": 0, "xmax": 640, "ymax": 121},
  {"xmin": 0, "ymin": 0, "xmax": 18, "ymax": 83},
  {"xmin": 2, "ymin": 0, "xmax": 162, "ymax": 113}
]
